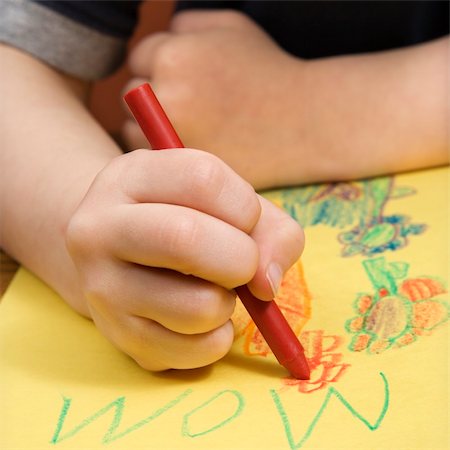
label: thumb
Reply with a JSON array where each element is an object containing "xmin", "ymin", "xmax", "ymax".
[{"xmin": 246, "ymin": 196, "xmax": 305, "ymax": 301}]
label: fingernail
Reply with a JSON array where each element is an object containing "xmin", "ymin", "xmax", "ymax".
[{"xmin": 266, "ymin": 262, "xmax": 283, "ymax": 297}]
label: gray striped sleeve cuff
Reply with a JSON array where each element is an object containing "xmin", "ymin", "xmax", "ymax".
[{"xmin": 0, "ymin": 0, "xmax": 127, "ymax": 80}]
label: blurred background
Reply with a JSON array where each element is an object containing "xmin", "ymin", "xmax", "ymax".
[{"xmin": 90, "ymin": 0, "xmax": 174, "ymax": 136}]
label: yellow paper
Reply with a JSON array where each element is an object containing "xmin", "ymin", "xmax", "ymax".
[{"xmin": 1, "ymin": 167, "xmax": 448, "ymax": 450}]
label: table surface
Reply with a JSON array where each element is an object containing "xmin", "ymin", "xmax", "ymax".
[{"xmin": 0, "ymin": 249, "xmax": 19, "ymax": 298}]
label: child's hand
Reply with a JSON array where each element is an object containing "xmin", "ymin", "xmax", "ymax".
[
  {"xmin": 65, "ymin": 149, "xmax": 304, "ymax": 371},
  {"xmin": 122, "ymin": 11, "xmax": 449, "ymax": 188},
  {"xmin": 122, "ymin": 10, "xmax": 307, "ymax": 190}
]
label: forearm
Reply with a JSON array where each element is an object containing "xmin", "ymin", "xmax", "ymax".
[
  {"xmin": 0, "ymin": 45, "xmax": 122, "ymax": 315},
  {"xmin": 289, "ymin": 37, "xmax": 449, "ymax": 184}
]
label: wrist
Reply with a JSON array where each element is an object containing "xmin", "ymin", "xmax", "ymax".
[{"xmin": 260, "ymin": 55, "xmax": 330, "ymax": 187}]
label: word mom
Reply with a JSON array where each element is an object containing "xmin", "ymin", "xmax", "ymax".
[{"xmin": 51, "ymin": 373, "xmax": 389, "ymax": 450}]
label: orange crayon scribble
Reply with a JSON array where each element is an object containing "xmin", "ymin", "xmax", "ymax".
[
  {"xmin": 233, "ymin": 259, "xmax": 351, "ymax": 393},
  {"xmin": 356, "ymin": 294, "xmax": 374, "ymax": 314},
  {"xmin": 347, "ymin": 316, "xmax": 364, "ymax": 332},
  {"xmin": 400, "ymin": 278, "xmax": 446, "ymax": 301},
  {"xmin": 234, "ymin": 261, "xmax": 312, "ymax": 357},
  {"xmin": 241, "ymin": 322, "xmax": 268, "ymax": 356},
  {"xmin": 282, "ymin": 330, "xmax": 350, "ymax": 394},
  {"xmin": 412, "ymin": 300, "xmax": 449, "ymax": 335},
  {"xmin": 395, "ymin": 333, "xmax": 416, "ymax": 347},
  {"xmin": 368, "ymin": 339, "xmax": 391, "ymax": 354},
  {"xmin": 351, "ymin": 333, "xmax": 371, "ymax": 352}
]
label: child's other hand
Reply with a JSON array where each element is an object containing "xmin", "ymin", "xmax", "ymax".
[
  {"xmin": 123, "ymin": 11, "xmax": 449, "ymax": 188},
  {"xmin": 65, "ymin": 149, "xmax": 304, "ymax": 371},
  {"xmin": 122, "ymin": 10, "xmax": 307, "ymax": 190}
]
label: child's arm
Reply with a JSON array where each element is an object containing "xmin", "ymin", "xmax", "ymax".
[
  {"xmin": 123, "ymin": 10, "xmax": 449, "ymax": 190},
  {"xmin": 0, "ymin": 44, "xmax": 304, "ymax": 370},
  {"xmin": 0, "ymin": 44, "xmax": 121, "ymax": 315}
]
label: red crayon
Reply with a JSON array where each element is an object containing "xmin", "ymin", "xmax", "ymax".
[{"xmin": 124, "ymin": 83, "xmax": 310, "ymax": 380}]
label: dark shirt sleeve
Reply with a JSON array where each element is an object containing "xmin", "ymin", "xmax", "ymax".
[
  {"xmin": 177, "ymin": 1, "xmax": 449, "ymax": 59},
  {"xmin": 0, "ymin": 0, "xmax": 141, "ymax": 80}
]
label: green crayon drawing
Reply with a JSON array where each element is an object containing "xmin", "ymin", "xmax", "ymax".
[
  {"xmin": 271, "ymin": 372, "xmax": 389, "ymax": 450},
  {"xmin": 49, "ymin": 375, "xmax": 390, "ymax": 448},
  {"xmin": 181, "ymin": 390, "xmax": 245, "ymax": 438},
  {"xmin": 50, "ymin": 389, "xmax": 193, "ymax": 444},
  {"xmin": 346, "ymin": 257, "xmax": 449, "ymax": 353},
  {"xmin": 266, "ymin": 177, "xmax": 425, "ymax": 257}
]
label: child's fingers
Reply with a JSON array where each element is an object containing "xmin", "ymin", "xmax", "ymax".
[
  {"xmin": 95, "ymin": 149, "xmax": 261, "ymax": 234},
  {"xmin": 170, "ymin": 10, "xmax": 255, "ymax": 34},
  {"xmin": 131, "ymin": 318, "xmax": 234, "ymax": 371},
  {"xmin": 91, "ymin": 308, "xmax": 234, "ymax": 371},
  {"xmin": 106, "ymin": 203, "xmax": 259, "ymax": 290},
  {"xmin": 128, "ymin": 31, "xmax": 172, "ymax": 78},
  {"xmin": 86, "ymin": 262, "xmax": 236, "ymax": 335},
  {"xmin": 246, "ymin": 196, "xmax": 305, "ymax": 300}
]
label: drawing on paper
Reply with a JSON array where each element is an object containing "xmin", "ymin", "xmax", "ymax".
[
  {"xmin": 234, "ymin": 175, "xmax": 444, "ymax": 391},
  {"xmin": 50, "ymin": 373, "xmax": 390, "ymax": 448},
  {"xmin": 234, "ymin": 261, "xmax": 311, "ymax": 357},
  {"xmin": 234, "ymin": 261, "xmax": 350, "ymax": 393},
  {"xmin": 271, "ymin": 372, "xmax": 390, "ymax": 450},
  {"xmin": 266, "ymin": 177, "xmax": 426, "ymax": 256},
  {"xmin": 346, "ymin": 257, "xmax": 449, "ymax": 353},
  {"xmin": 281, "ymin": 330, "xmax": 350, "ymax": 394}
]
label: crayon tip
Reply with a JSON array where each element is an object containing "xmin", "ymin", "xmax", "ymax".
[{"xmin": 284, "ymin": 352, "xmax": 310, "ymax": 380}]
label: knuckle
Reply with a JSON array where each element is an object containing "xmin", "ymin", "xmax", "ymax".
[
  {"xmin": 74, "ymin": 261, "xmax": 119, "ymax": 313},
  {"xmin": 83, "ymin": 275, "xmax": 114, "ymax": 312},
  {"xmin": 185, "ymin": 151, "xmax": 261, "ymax": 234},
  {"xmin": 238, "ymin": 239, "xmax": 260, "ymax": 284},
  {"xmin": 170, "ymin": 323, "xmax": 234, "ymax": 369},
  {"xmin": 185, "ymin": 151, "xmax": 227, "ymax": 202},
  {"xmin": 288, "ymin": 217, "xmax": 305, "ymax": 252},
  {"xmin": 152, "ymin": 39, "xmax": 187, "ymax": 74},
  {"xmin": 128, "ymin": 33, "xmax": 168, "ymax": 74},
  {"xmin": 93, "ymin": 153, "xmax": 125, "ymax": 185},
  {"xmin": 280, "ymin": 215, "xmax": 305, "ymax": 259},
  {"xmin": 163, "ymin": 213, "xmax": 199, "ymax": 265},
  {"xmin": 219, "ymin": 10, "xmax": 252, "ymax": 27},
  {"xmin": 200, "ymin": 322, "xmax": 235, "ymax": 362},
  {"xmin": 101, "ymin": 150, "xmax": 147, "ymax": 187},
  {"xmin": 65, "ymin": 211, "xmax": 100, "ymax": 256},
  {"xmin": 177, "ymin": 286, "xmax": 236, "ymax": 334},
  {"xmin": 128, "ymin": 41, "xmax": 149, "ymax": 73},
  {"xmin": 130, "ymin": 321, "xmax": 234, "ymax": 371},
  {"xmin": 240, "ymin": 189, "xmax": 261, "ymax": 233},
  {"xmin": 117, "ymin": 320, "xmax": 168, "ymax": 371},
  {"xmin": 152, "ymin": 40, "xmax": 173, "ymax": 68}
]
